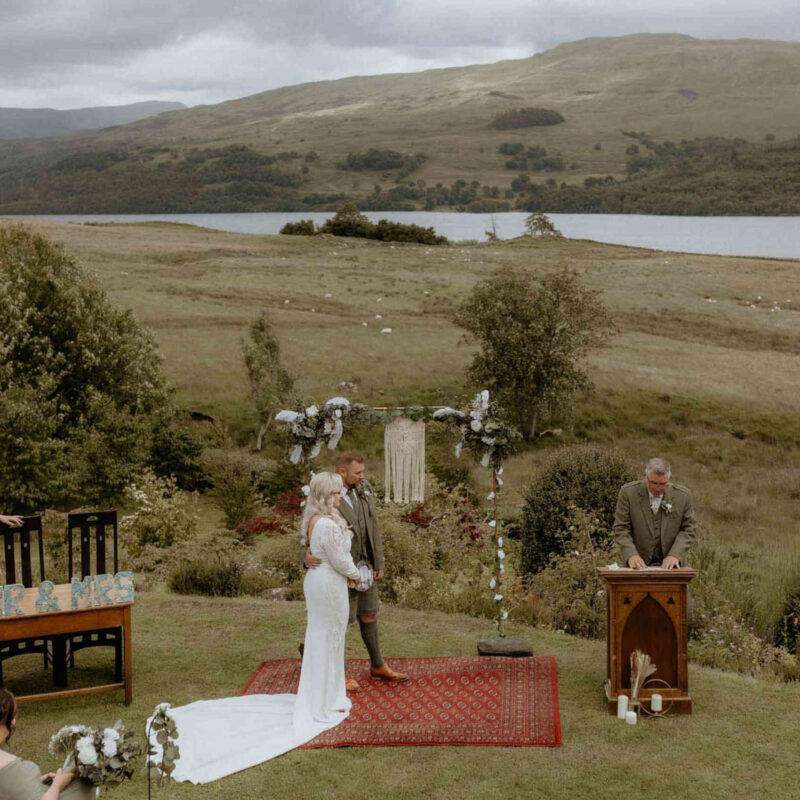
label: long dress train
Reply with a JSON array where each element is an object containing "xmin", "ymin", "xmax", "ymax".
[{"xmin": 147, "ymin": 517, "xmax": 360, "ymax": 784}]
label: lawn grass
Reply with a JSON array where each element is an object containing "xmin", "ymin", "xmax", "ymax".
[
  {"xmin": 5, "ymin": 592, "xmax": 800, "ymax": 800},
  {"xmin": 1, "ymin": 219, "xmax": 800, "ymax": 797}
]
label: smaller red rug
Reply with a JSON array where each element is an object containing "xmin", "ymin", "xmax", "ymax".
[{"xmin": 242, "ymin": 656, "xmax": 561, "ymax": 748}]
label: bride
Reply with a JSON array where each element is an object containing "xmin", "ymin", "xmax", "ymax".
[{"xmin": 149, "ymin": 472, "xmax": 362, "ymax": 784}]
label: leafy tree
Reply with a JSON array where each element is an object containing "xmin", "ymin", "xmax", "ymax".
[
  {"xmin": 319, "ymin": 203, "xmax": 372, "ymax": 237},
  {"xmin": 454, "ymin": 269, "xmax": 615, "ymax": 439},
  {"xmin": 0, "ymin": 226, "xmax": 169, "ymax": 510},
  {"xmin": 241, "ymin": 312, "xmax": 295, "ymax": 450},
  {"xmin": 525, "ymin": 212, "xmax": 562, "ymax": 238}
]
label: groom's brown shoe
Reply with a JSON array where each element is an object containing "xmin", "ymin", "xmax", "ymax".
[{"xmin": 370, "ymin": 664, "xmax": 409, "ymax": 683}]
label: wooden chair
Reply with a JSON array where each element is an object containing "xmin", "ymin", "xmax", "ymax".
[
  {"xmin": 0, "ymin": 515, "xmax": 51, "ymax": 686},
  {"xmin": 66, "ymin": 510, "xmax": 123, "ymax": 680}
]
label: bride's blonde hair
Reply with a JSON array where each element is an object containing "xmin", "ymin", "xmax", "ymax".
[{"xmin": 298, "ymin": 471, "xmax": 350, "ymax": 547}]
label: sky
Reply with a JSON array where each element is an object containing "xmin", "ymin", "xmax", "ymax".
[{"xmin": 1, "ymin": 0, "xmax": 799, "ymax": 110}]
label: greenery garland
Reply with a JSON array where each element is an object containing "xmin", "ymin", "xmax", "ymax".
[{"xmin": 433, "ymin": 391, "xmax": 520, "ymax": 636}]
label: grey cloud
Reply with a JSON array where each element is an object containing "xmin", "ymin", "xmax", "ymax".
[{"xmin": 0, "ymin": 0, "xmax": 798, "ymax": 108}]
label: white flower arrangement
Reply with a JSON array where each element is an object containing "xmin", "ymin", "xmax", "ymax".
[{"xmin": 49, "ymin": 720, "xmax": 141, "ymax": 791}]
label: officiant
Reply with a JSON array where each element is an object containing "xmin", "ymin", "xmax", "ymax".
[{"xmin": 613, "ymin": 457, "xmax": 696, "ymax": 569}]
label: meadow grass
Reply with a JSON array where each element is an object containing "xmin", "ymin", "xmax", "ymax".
[
  {"xmin": 2, "ymin": 219, "xmax": 800, "ymax": 797},
  {"xmin": 6, "ymin": 593, "xmax": 800, "ymax": 800}
]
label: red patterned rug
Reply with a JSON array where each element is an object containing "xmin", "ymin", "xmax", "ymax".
[{"xmin": 242, "ymin": 656, "xmax": 561, "ymax": 748}]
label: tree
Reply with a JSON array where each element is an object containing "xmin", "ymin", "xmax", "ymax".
[
  {"xmin": 242, "ymin": 312, "xmax": 295, "ymax": 450},
  {"xmin": 0, "ymin": 226, "xmax": 169, "ymax": 510},
  {"xmin": 454, "ymin": 269, "xmax": 615, "ymax": 439},
  {"xmin": 525, "ymin": 212, "xmax": 562, "ymax": 238}
]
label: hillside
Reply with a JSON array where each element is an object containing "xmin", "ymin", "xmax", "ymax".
[
  {"xmin": 1, "ymin": 34, "xmax": 799, "ymax": 213},
  {"xmin": 0, "ymin": 100, "xmax": 186, "ymax": 141}
]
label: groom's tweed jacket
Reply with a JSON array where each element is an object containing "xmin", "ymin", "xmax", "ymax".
[
  {"xmin": 613, "ymin": 480, "xmax": 696, "ymax": 566},
  {"xmin": 338, "ymin": 479, "xmax": 385, "ymax": 571}
]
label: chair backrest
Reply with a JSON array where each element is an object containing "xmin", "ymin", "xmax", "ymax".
[
  {"xmin": 67, "ymin": 510, "xmax": 118, "ymax": 580},
  {"xmin": 2, "ymin": 515, "xmax": 45, "ymax": 587}
]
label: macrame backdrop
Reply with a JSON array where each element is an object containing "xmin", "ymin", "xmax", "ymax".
[{"xmin": 384, "ymin": 417, "xmax": 426, "ymax": 503}]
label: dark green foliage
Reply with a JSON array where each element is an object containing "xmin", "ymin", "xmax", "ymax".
[
  {"xmin": 319, "ymin": 203, "xmax": 373, "ymax": 237},
  {"xmin": 206, "ymin": 452, "xmax": 263, "ymax": 529},
  {"xmin": 168, "ymin": 554, "xmax": 244, "ymax": 597},
  {"xmin": 255, "ymin": 458, "xmax": 306, "ymax": 502},
  {"xmin": 492, "ymin": 107, "xmax": 565, "ymax": 129},
  {"xmin": 51, "ymin": 150, "xmax": 128, "ymax": 173},
  {"xmin": 242, "ymin": 312, "xmax": 295, "ymax": 449},
  {"xmin": 337, "ymin": 149, "xmax": 426, "ymax": 174},
  {"xmin": 498, "ymin": 143, "xmax": 525, "ymax": 155},
  {"xmin": 0, "ymin": 144, "xmax": 304, "ymax": 214},
  {"xmin": 520, "ymin": 446, "xmax": 635, "ymax": 575},
  {"xmin": 279, "ymin": 219, "xmax": 315, "ymax": 235},
  {"xmin": 148, "ymin": 415, "xmax": 209, "ymax": 491},
  {"xmin": 519, "ymin": 134, "xmax": 800, "ymax": 215},
  {"xmin": 775, "ymin": 589, "xmax": 800, "ymax": 656},
  {"xmin": 319, "ymin": 204, "xmax": 448, "ymax": 244},
  {"xmin": 0, "ymin": 226, "xmax": 169, "ymax": 509},
  {"xmin": 454, "ymin": 269, "xmax": 615, "ymax": 439},
  {"xmin": 502, "ymin": 145, "xmax": 565, "ymax": 172}
]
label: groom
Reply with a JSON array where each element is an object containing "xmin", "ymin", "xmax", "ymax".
[{"xmin": 303, "ymin": 451, "xmax": 408, "ymax": 691}]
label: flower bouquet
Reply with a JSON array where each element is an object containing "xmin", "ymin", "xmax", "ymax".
[{"xmin": 49, "ymin": 721, "xmax": 142, "ymax": 795}]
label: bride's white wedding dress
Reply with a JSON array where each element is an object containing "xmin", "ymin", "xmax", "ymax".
[{"xmin": 148, "ymin": 517, "xmax": 361, "ymax": 784}]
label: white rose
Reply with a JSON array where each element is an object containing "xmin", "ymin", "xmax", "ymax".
[
  {"xmin": 494, "ymin": 594, "xmax": 503, "ymax": 603},
  {"xmin": 102, "ymin": 739, "xmax": 118, "ymax": 758},
  {"xmin": 497, "ymin": 537, "xmax": 503, "ymax": 547},
  {"xmin": 470, "ymin": 419, "xmax": 482, "ymax": 432},
  {"xmin": 489, "ymin": 578, "xmax": 496, "ymax": 590},
  {"xmin": 497, "ymin": 550, "xmax": 505, "ymax": 560},
  {"xmin": 77, "ymin": 745, "xmax": 98, "ymax": 766},
  {"xmin": 76, "ymin": 736, "xmax": 93, "ymax": 750},
  {"xmin": 305, "ymin": 405, "xmax": 319, "ymax": 417}
]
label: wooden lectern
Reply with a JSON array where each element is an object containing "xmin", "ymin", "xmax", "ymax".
[{"xmin": 598, "ymin": 567, "xmax": 696, "ymax": 714}]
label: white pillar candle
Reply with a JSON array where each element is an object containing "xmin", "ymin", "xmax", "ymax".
[
  {"xmin": 651, "ymin": 693, "xmax": 663, "ymax": 712},
  {"xmin": 625, "ymin": 710, "xmax": 637, "ymax": 726},
  {"xmin": 616, "ymin": 695, "xmax": 628, "ymax": 719}
]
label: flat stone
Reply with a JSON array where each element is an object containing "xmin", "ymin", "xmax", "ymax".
[{"xmin": 477, "ymin": 637, "xmax": 533, "ymax": 657}]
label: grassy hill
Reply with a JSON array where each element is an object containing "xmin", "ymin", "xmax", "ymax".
[
  {"xmin": 1, "ymin": 34, "xmax": 800, "ymax": 213},
  {"xmin": 0, "ymin": 100, "xmax": 186, "ymax": 141}
]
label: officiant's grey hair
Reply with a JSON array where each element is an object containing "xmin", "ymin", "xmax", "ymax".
[{"xmin": 645, "ymin": 458, "xmax": 671, "ymax": 477}]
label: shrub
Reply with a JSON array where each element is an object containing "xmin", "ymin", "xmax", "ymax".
[
  {"xmin": 522, "ymin": 508, "xmax": 614, "ymax": 638},
  {"xmin": 205, "ymin": 451, "xmax": 263, "ymax": 530},
  {"xmin": 520, "ymin": 446, "xmax": 634, "ymax": 574},
  {"xmin": 337, "ymin": 150, "xmax": 425, "ymax": 173},
  {"xmin": 148, "ymin": 415, "xmax": 209, "ymax": 491},
  {"xmin": 492, "ymin": 107, "xmax": 565, "ymax": 129},
  {"xmin": 256, "ymin": 459, "xmax": 305, "ymax": 503},
  {"xmin": 499, "ymin": 143, "xmax": 525, "ymax": 155},
  {"xmin": 279, "ymin": 219, "xmax": 315, "ymax": 235},
  {"xmin": 775, "ymin": 590, "xmax": 800, "ymax": 656},
  {"xmin": 120, "ymin": 470, "xmax": 199, "ymax": 557},
  {"xmin": 319, "ymin": 204, "xmax": 448, "ymax": 244},
  {"xmin": 372, "ymin": 219, "xmax": 448, "ymax": 245},
  {"xmin": 169, "ymin": 552, "xmax": 244, "ymax": 597}
]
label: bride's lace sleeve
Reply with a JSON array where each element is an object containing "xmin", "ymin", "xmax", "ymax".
[{"xmin": 320, "ymin": 519, "xmax": 361, "ymax": 581}]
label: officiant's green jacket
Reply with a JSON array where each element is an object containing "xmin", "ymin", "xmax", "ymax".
[{"xmin": 613, "ymin": 480, "xmax": 696, "ymax": 566}]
